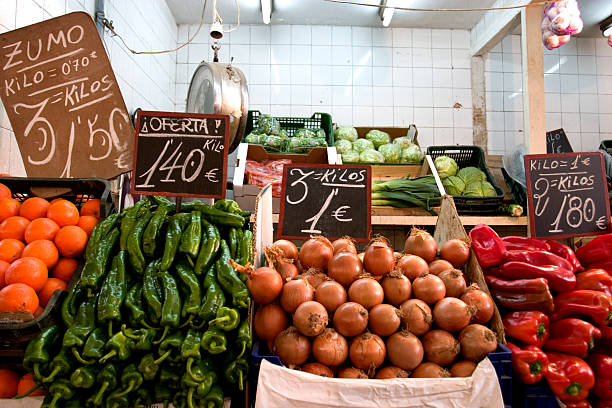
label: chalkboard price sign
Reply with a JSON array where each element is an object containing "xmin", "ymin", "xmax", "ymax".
[
  {"xmin": 278, "ymin": 164, "xmax": 371, "ymax": 241},
  {"xmin": 546, "ymin": 128, "xmax": 573, "ymax": 154},
  {"xmin": 131, "ymin": 111, "xmax": 229, "ymax": 199},
  {"xmin": 525, "ymin": 152, "xmax": 611, "ymax": 239}
]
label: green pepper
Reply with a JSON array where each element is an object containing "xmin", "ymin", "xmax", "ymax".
[
  {"xmin": 133, "ymin": 385, "xmax": 154, "ymax": 408},
  {"xmin": 159, "ymin": 366, "xmax": 181, "ymax": 384},
  {"xmin": 85, "ymin": 213, "xmax": 120, "ymax": 260},
  {"xmin": 64, "ymin": 395, "xmax": 86, "ymax": 408},
  {"xmin": 194, "ymin": 202, "xmax": 245, "ymax": 228},
  {"xmin": 235, "ymin": 318, "xmax": 252, "ymax": 359},
  {"xmin": 63, "ymin": 297, "xmax": 96, "ymax": 349},
  {"xmin": 180, "ymin": 329, "xmax": 203, "ymax": 381},
  {"xmin": 125, "ymin": 283, "xmax": 149, "ymax": 327},
  {"xmin": 227, "ymin": 227, "xmax": 241, "ymax": 259},
  {"xmin": 142, "ymin": 260, "xmax": 163, "ymax": 324},
  {"xmin": 113, "ymin": 363, "xmax": 143, "ymax": 398},
  {"xmin": 224, "ymin": 354, "xmax": 249, "ymax": 391},
  {"xmin": 173, "ymin": 391, "xmax": 188, "ymax": 408},
  {"xmin": 181, "ymin": 360, "xmax": 217, "ymax": 408},
  {"xmin": 200, "ymin": 326, "xmax": 227, "ymax": 355},
  {"xmin": 99, "ymin": 331, "xmax": 134, "ymax": 363},
  {"xmin": 97, "ymin": 251, "xmax": 128, "ymax": 336},
  {"xmin": 213, "ymin": 199, "xmax": 243, "ymax": 215},
  {"xmin": 143, "ymin": 202, "xmax": 170, "ymax": 257},
  {"xmin": 208, "ymin": 306, "xmax": 240, "ymax": 331},
  {"xmin": 215, "ymin": 240, "xmax": 250, "ymax": 309},
  {"xmin": 121, "ymin": 325, "xmax": 156, "ymax": 351},
  {"xmin": 158, "ymin": 330, "xmax": 185, "ymax": 363},
  {"xmin": 75, "ymin": 327, "xmax": 108, "ymax": 364},
  {"xmin": 194, "ymin": 219, "xmax": 220, "ymax": 275},
  {"xmin": 196, "ymin": 370, "xmax": 218, "ymax": 401},
  {"xmin": 119, "ymin": 200, "xmax": 150, "ymax": 251},
  {"xmin": 175, "ymin": 259, "xmax": 201, "ymax": 321},
  {"xmin": 197, "ymin": 267, "xmax": 225, "ymax": 325},
  {"xmin": 160, "ymin": 212, "xmax": 190, "ymax": 271},
  {"xmin": 90, "ymin": 363, "xmax": 118, "ymax": 407},
  {"xmin": 23, "ymin": 325, "xmax": 59, "ymax": 381},
  {"xmin": 156, "ymin": 269, "xmax": 181, "ymax": 343},
  {"xmin": 127, "ymin": 210, "xmax": 153, "ymax": 275},
  {"xmin": 152, "ymin": 195, "xmax": 173, "ymax": 206},
  {"xmin": 180, "ymin": 211, "xmax": 202, "ymax": 258},
  {"xmin": 46, "ymin": 378, "xmax": 75, "ymax": 408},
  {"xmin": 202, "ymin": 385, "xmax": 224, "ymax": 408},
  {"xmin": 70, "ymin": 366, "xmax": 98, "ymax": 388},
  {"xmin": 137, "ymin": 352, "xmax": 167, "ymax": 381},
  {"xmin": 61, "ymin": 280, "xmax": 84, "ymax": 328},
  {"xmin": 238, "ymin": 230, "xmax": 253, "ymax": 267},
  {"xmin": 154, "ymin": 385, "xmax": 173, "ymax": 408},
  {"xmin": 105, "ymin": 390, "xmax": 130, "ymax": 408},
  {"xmin": 81, "ymin": 228, "xmax": 120, "ymax": 295}
]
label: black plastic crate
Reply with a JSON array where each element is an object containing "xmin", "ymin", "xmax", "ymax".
[
  {"xmin": 599, "ymin": 140, "xmax": 612, "ymax": 154},
  {"xmin": 489, "ymin": 343, "xmax": 513, "ymax": 408},
  {"xmin": 502, "ymin": 167, "xmax": 527, "ymax": 209},
  {"xmin": 426, "ymin": 145, "xmax": 505, "ymax": 214},
  {"xmin": 244, "ymin": 110, "xmax": 335, "ymax": 147}
]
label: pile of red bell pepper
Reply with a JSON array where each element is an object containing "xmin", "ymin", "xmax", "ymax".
[{"xmin": 470, "ymin": 225, "xmax": 612, "ymax": 407}]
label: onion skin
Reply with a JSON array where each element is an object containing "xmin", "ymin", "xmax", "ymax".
[
  {"xmin": 368, "ymin": 304, "xmax": 401, "ymax": 337},
  {"xmin": 364, "ymin": 240, "xmax": 395, "ymax": 276},
  {"xmin": 433, "ymin": 297, "xmax": 473, "ymax": 332},
  {"xmin": 273, "ymin": 240, "xmax": 299, "ymax": 261},
  {"xmin": 328, "ymin": 252, "xmax": 363, "ymax": 287},
  {"xmin": 386, "ymin": 331, "xmax": 424, "ymax": 370},
  {"xmin": 301, "ymin": 363, "xmax": 334, "ymax": 377},
  {"xmin": 450, "ymin": 360, "xmax": 477, "ymax": 377},
  {"xmin": 245, "ymin": 266, "xmax": 283, "ymax": 304},
  {"xmin": 350, "ymin": 333, "xmax": 386, "ymax": 370},
  {"xmin": 422, "ymin": 330, "xmax": 460, "ymax": 366},
  {"xmin": 397, "ymin": 255, "xmax": 429, "ymax": 281},
  {"xmin": 312, "ymin": 328, "xmax": 349, "ymax": 367},
  {"xmin": 300, "ymin": 236, "xmax": 334, "ymax": 270},
  {"xmin": 428, "ymin": 259, "xmax": 454, "ymax": 276},
  {"xmin": 348, "ymin": 278, "xmax": 385, "ymax": 309},
  {"xmin": 440, "ymin": 239, "xmax": 470, "ymax": 268},
  {"xmin": 461, "ymin": 284, "xmax": 495, "ymax": 324},
  {"xmin": 399, "ymin": 299, "xmax": 432, "ymax": 336},
  {"xmin": 332, "ymin": 237, "xmax": 357, "ymax": 255},
  {"xmin": 412, "ymin": 274, "xmax": 446, "ymax": 305},
  {"xmin": 333, "ymin": 302, "xmax": 369, "ymax": 337},
  {"xmin": 459, "ymin": 324, "xmax": 498, "ymax": 362},
  {"xmin": 274, "ymin": 326, "xmax": 311, "ymax": 366},
  {"xmin": 337, "ymin": 367, "xmax": 368, "ymax": 379},
  {"xmin": 375, "ymin": 366, "xmax": 410, "ymax": 379},
  {"xmin": 277, "ymin": 260, "xmax": 298, "ymax": 282},
  {"xmin": 303, "ymin": 269, "xmax": 327, "ymax": 289},
  {"xmin": 254, "ymin": 303, "xmax": 289, "ymax": 342},
  {"xmin": 280, "ymin": 278, "xmax": 314, "ymax": 313},
  {"xmin": 293, "ymin": 301, "xmax": 329, "ymax": 337},
  {"xmin": 404, "ymin": 228, "xmax": 438, "ymax": 262},
  {"xmin": 381, "ymin": 272, "xmax": 412, "ymax": 306},
  {"xmin": 315, "ymin": 280, "xmax": 347, "ymax": 313},
  {"xmin": 438, "ymin": 269, "xmax": 467, "ymax": 298},
  {"xmin": 411, "ymin": 362, "xmax": 450, "ymax": 378}
]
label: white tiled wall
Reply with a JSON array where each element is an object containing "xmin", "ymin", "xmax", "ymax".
[
  {"xmin": 485, "ymin": 34, "xmax": 612, "ymax": 155},
  {"xmin": 0, "ymin": 0, "xmax": 178, "ymax": 175},
  {"xmin": 175, "ymin": 24, "xmax": 475, "ymax": 149}
]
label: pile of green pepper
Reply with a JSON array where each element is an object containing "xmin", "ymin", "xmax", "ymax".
[{"xmin": 24, "ymin": 197, "xmax": 253, "ymax": 408}]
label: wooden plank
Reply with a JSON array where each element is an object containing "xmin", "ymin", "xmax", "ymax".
[{"xmin": 372, "ymin": 206, "xmax": 439, "ymax": 216}]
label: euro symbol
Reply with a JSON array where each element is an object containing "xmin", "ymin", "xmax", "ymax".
[
  {"xmin": 332, "ymin": 206, "xmax": 352, "ymax": 222},
  {"xmin": 205, "ymin": 168, "xmax": 219, "ymax": 182},
  {"xmin": 596, "ymin": 215, "xmax": 608, "ymax": 230},
  {"xmin": 114, "ymin": 151, "xmax": 131, "ymax": 169}
]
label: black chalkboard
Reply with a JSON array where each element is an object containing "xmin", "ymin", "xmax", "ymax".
[
  {"xmin": 525, "ymin": 152, "xmax": 611, "ymax": 239},
  {"xmin": 278, "ymin": 164, "xmax": 371, "ymax": 241},
  {"xmin": 546, "ymin": 128, "xmax": 573, "ymax": 154},
  {"xmin": 131, "ymin": 111, "xmax": 229, "ymax": 198}
]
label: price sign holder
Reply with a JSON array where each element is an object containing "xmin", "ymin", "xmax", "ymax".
[
  {"xmin": 131, "ymin": 111, "xmax": 229, "ymax": 199},
  {"xmin": 278, "ymin": 164, "xmax": 371, "ymax": 241},
  {"xmin": 524, "ymin": 152, "xmax": 611, "ymax": 239},
  {"xmin": 546, "ymin": 128, "xmax": 573, "ymax": 154}
]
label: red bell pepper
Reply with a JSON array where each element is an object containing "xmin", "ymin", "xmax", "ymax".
[
  {"xmin": 544, "ymin": 318, "xmax": 602, "ymax": 358},
  {"xmin": 564, "ymin": 401, "xmax": 592, "ymax": 408},
  {"xmin": 499, "ymin": 261, "xmax": 576, "ymax": 293},
  {"xmin": 485, "ymin": 275, "xmax": 555, "ymax": 313},
  {"xmin": 503, "ymin": 311, "xmax": 550, "ymax": 347},
  {"xmin": 503, "ymin": 249, "xmax": 573, "ymax": 271},
  {"xmin": 550, "ymin": 290, "xmax": 612, "ymax": 326},
  {"xmin": 545, "ymin": 239, "xmax": 583, "ymax": 273},
  {"xmin": 502, "ymin": 236, "xmax": 551, "ymax": 251},
  {"xmin": 469, "ymin": 224, "xmax": 506, "ymax": 268},
  {"xmin": 576, "ymin": 269, "xmax": 612, "ymax": 296},
  {"xmin": 586, "ymin": 260, "xmax": 612, "ymax": 274},
  {"xmin": 595, "ymin": 400, "xmax": 612, "ymax": 408},
  {"xmin": 588, "ymin": 353, "xmax": 612, "ymax": 400},
  {"xmin": 576, "ymin": 234, "xmax": 612, "ymax": 267},
  {"xmin": 506, "ymin": 341, "xmax": 548, "ymax": 384},
  {"xmin": 545, "ymin": 352, "xmax": 595, "ymax": 401}
]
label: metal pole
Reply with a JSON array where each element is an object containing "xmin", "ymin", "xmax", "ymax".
[{"xmin": 95, "ymin": 0, "xmax": 105, "ymax": 38}]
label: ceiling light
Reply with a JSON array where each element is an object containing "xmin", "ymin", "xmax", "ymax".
[
  {"xmin": 601, "ymin": 15, "xmax": 612, "ymax": 37},
  {"xmin": 261, "ymin": 0, "xmax": 271, "ymax": 24}
]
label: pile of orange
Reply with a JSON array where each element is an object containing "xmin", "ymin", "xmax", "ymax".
[
  {"xmin": 0, "ymin": 369, "xmax": 46, "ymax": 398},
  {"xmin": 0, "ymin": 183, "xmax": 100, "ymax": 316}
]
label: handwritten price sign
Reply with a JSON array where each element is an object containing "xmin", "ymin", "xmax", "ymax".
[{"xmin": 0, "ymin": 12, "xmax": 133, "ymax": 178}]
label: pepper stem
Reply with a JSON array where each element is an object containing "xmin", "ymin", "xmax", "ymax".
[
  {"xmin": 153, "ymin": 326, "xmax": 169, "ymax": 345},
  {"xmin": 208, "ymin": 403, "xmax": 215, "ymax": 408},
  {"xmin": 121, "ymin": 325, "xmax": 141, "ymax": 340},
  {"xmin": 529, "ymin": 361, "xmax": 543, "ymax": 375},
  {"xmin": 536, "ymin": 323, "xmax": 546, "ymax": 338},
  {"xmin": 72, "ymin": 348, "xmax": 95, "ymax": 365},
  {"xmin": 238, "ymin": 370, "xmax": 244, "ymax": 391},
  {"xmin": 33, "ymin": 364, "xmax": 42, "ymax": 381},
  {"xmin": 98, "ymin": 350, "xmax": 117, "ymax": 364},
  {"xmin": 155, "ymin": 349, "xmax": 172, "ymax": 365},
  {"xmin": 187, "ymin": 387, "xmax": 196, "ymax": 408},
  {"xmin": 237, "ymin": 342, "xmax": 246, "ymax": 359},
  {"xmin": 108, "ymin": 321, "xmax": 114, "ymax": 338},
  {"xmin": 179, "ymin": 315, "xmax": 194, "ymax": 329},
  {"xmin": 13, "ymin": 384, "xmax": 40, "ymax": 399},
  {"xmin": 141, "ymin": 320, "xmax": 159, "ymax": 330},
  {"xmin": 48, "ymin": 393, "xmax": 61, "ymax": 408},
  {"xmin": 92, "ymin": 381, "xmax": 109, "ymax": 406},
  {"xmin": 187, "ymin": 358, "xmax": 204, "ymax": 382},
  {"xmin": 187, "ymin": 256, "xmax": 195, "ymax": 268},
  {"xmin": 588, "ymin": 337, "xmax": 595, "ymax": 350},
  {"xmin": 209, "ymin": 315, "xmax": 230, "ymax": 326},
  {"xmin": 114, "ymin": 381, "xmax": 135, "ymax": 398},
  {"xmin": 41, "ymin": 366, "xmax": 61, "ymax": 383},
  {"xmin": 564, "ymin": 382, "xmax": 583, "ymax": 396}
]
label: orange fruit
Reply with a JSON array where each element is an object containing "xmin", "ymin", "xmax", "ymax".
[
  {"xmin": 52, "ymin": 258, "xmax": 78, "ymax": 283},
  {"xmin": 33, "ymin": 306, "xmax": 44, "ymax": 318},
  {"xmin": 0, "ymin": 283, "xmax": 39, "ymax": 314},
  {"xmin": 0, "ymin": 260, "xmax": 9, "ymax": 288},
  {"xmin": 17, "ymin": 373, "xmax": 46, "ymax": 397},
  {"xmin": 37, "ymin": 278, "xmax": 66, "ymax": 307},
  {"xmin": 0, "ymin": 216, "xmax": 30, "ymax": 241},
  {"xmin": 80, "ymin": 199, "xmax": 101, "ymax": 218},
  {"xmin": 77, "ymin": 215, "xmax": 98, "ymax": 237},
  {"xmin": 19, "ymin": 197, "xmax": 50, "ymax": 221},
  {"xmin": 24, "ymin": 218, "xmax": 60, "ymax": 243},
  {"xmin": 54, "ymin": 226, "xmax": 87, "ymax": 258},
  {"xmin": 0, "ymin": 183, "xmax": 10, "ymax": 200},
  {"xmin": 0, "ymin": 238, "xmax": 25, "ymax": 263},
  {"xmin": 46, "ymin": 199, "xmax": 79, "ymax": 227},
  {"xmin": 5, "ymin": 257, "xmax": 48, "ymax": 292},
  {"xmin": 0, "ymin": 174, "xmax": 10, "ymax": 177},
  {"xmin": 0, "ymin": 198, "xmax": 20, "ymax": 222},
  {"xmin": 22, "ymin": 240, "xmax": 59, "ymax": 270},
  {"xmin": 0, "ymin": 369, "xmax": 20, "ymax": 398}
]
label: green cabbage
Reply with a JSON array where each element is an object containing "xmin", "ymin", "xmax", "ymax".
[
  {"xmin": 401, "ymin": 145, "xmax": 424, "ymax": 164},
  {"xmin": 288, "ymin": 137, "xmax": 327, "ymax": 153},
  {"xmin": 335, "ymin": 126, "xmax": 358, "ymax": 142},
  {"xmin": 442, "ymin": 176, "xmax": 466, "ymax": 196},
  {"xmin": 393, "ymin": 137, "xmax": 415, "ymax": 149},
  {"xmin": 353, "ymin": 139, "xmax": 375, "ymax": 153},
  {"xmin": 365, "ymin": 130, "xmax": 391, "ymax": 149},
  {"xmin": 260, "ymin": 135, "xmax": 288, "ymax": 152},
  {"xmin": 359, "ymin": 149, "xmax": 385, "ymax": 163},
  {"xmin": 279, "ymin": 128, "xmax": 289, "ymax": 139},
  {"xmin": 434, "ymin": 156, "xmax": 459, "ymax": 179},
  {"xmin": 336, "ymin": 139, "xmax": 353, "ymax": 154},
  {"xmin": 244, "ymin": 133, "xmax": 259, "ymax": 143},
  {"xmin": 294, "ymin": 128, "xmax": 324, "ymax": 138},
  {"xmin": 463, "ymin": 181, "xmax": 497, "ymax": 197},
  {"xmin": 257, "ymin": 114, "xmax": 280, "ymax": 135},
  {"xmin": 342, "ymin": 150, "xmax": 360, "ymax": 163},
  {"xmin": 378, "ymin": 143, "xmax": 401, "ymax": 164},
  {"xmin": 457, "ymin": 166, "xmax": 486, "ymax": 186}
]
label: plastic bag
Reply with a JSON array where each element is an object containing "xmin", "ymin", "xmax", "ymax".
[
  {"xmin": 245, "ymin": 159, "xmax": 292, "ymax": 197},
  {"xmin": 541, "ymin": 1, "xmax": 582, "ymax": 50},
  {"xmin": 288, "ymin": 137, "xmax": 327, "ymax": 153}
]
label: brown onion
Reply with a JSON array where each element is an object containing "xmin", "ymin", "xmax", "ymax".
[
  {"xmin": 459, "ymin": 324, "xmax": 498, "ymax": 362},
  {"xmin": 350, "ymin": 333, "xmax": 386, "ymax": 370},
  {"xmin": 375, "ymin": 366, "xmax": 410, "ymax": 379},
  {"xmin": 396, "ymin": 255, "xmax": 429, "ymax": 281},
  {"xmin": 243, "ymin": 266, "xmax": 283, "ymax": 304},
  {"xmin": 273, "ymin": 240, "xmax": 298, "ymax": 261},
  {"xmin": 412, "ymin": 274, "xmax": 446, "ymax": 305},
  {"xmin": 386, "ymin": 331, "xmax": 424, "ymax": 370},
  {"xmin": 450, "ymin": 360, "xmax": 477, "ymax": 377},
  {"xmin": 404, "ymin": 228, "xmax": 437, "ymax": 262},
  {"xmin": 332, "ymin": 237, "xmax": 357, "ymax": 255},
  {"xmin": 399, "ymin": 299, "xmax": 432, "ymax": 336},
  {"xmin": 303, "ymin": 269, "xmax": 327, "ymax": 289},
  {"xmin": 315, "ymin": 281, "xmax": 347, "ymax": 313},
  {"xmin": 312, "ymin": 328, "xmax": 348, "ymax": 367},
  {"xmin": 438, "ymin": 269, "xmax": 467, "ymax": 298},
  {"xmin": 254, "ymin": 303, "xmax": 289, "ymax": 342},
  {"xmin": 280, "ymin": 278, "xmax": 314, "ymax": 313},
  {"xmin": 368, "ymin": 304, "xmax": 401, "ymax": 337},
  {"xmin": 293, "ymin": 301, "xmax": 328, "ymax": 337},
  {"xmin": 333, "ymin": 302, "xmax": 369, "ymax": 337},
  {"xmin": 422, "ymin": 330, "xmax": 460, "ymax": 366},
  {"xmin": 411, "ymin": 362, "xmax": 450, "ymax": 378},
  {"xmin": 440, "ymin": 239, "xmax": 470, "ymax": 268},
  {"xmin": 276, "ymin": 259, "xmax": 298, "ymax": 282},
  {"xmin": 428, "ymin": 259, "xmax": 454, "ymax": 276},
  {"xmin": 328, "ymin": 251, "xmax": 363, "ymax": 287},
  {"xmin": 348, "ymin": 278, "xmax": 384, "ymax": 309},
  {"xmin": 337, "ymin": 367, "xmax": 368, "ymax": 379},
  {"xmin": 274, "ymin": 326, "xmax": 311, "ymax": 366},
  {"xmin": 381, "ymin": 272, "xmax": 412, "ymax": 306},
  {"xmin": 301, "ymin": 363, "xmax": 333, "ymax": 377},
  {"xmin": 363, "ymin": 238, "xmax": 395, "ymax": 276},
  {"xmin": 433, "ymin": 298, "xmax": 473, "ymax": 332},
  {"xmin": 461, "ymin": 284, "xmax": 495, "ymax": 324},
  {"xmin": 299, "ymin": 236, "xmax": 334, "ymax": 270}
]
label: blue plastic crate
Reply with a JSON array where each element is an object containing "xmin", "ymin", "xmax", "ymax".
[
  {"xmin": 489, "ymin": 343, "xmax": 513, "ymax": 408},
  {"xmin": 519, "ymin": 382, "xmax": 560, "ymax": 408}
]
